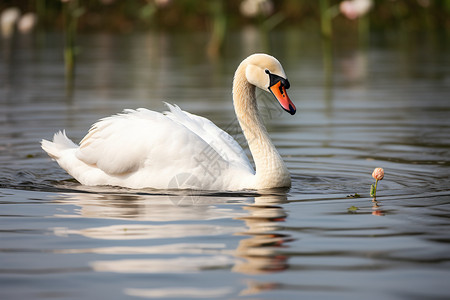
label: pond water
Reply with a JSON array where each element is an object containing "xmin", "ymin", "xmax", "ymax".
[{"xmin": 1, "ymin": 30, "xmax": 449, "ymax": 299}]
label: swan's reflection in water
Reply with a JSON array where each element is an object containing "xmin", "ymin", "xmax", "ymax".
[
  {"xmin": 52, "ymin": 191, "xmax": 293, "ymax": 297},
  {"xmin": 233, "ymin": 195, "xmax": 294, "ymax": 275},
  {"xmin": 54, "ymin": 190, "xmax": 250, "ymax": 221}
]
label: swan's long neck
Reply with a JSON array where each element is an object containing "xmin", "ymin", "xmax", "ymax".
[{"xmin": 232, "ymin": 62, "xmax": 291, "ymax": 189}]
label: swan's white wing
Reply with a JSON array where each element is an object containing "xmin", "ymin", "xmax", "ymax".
[
  {"xmin": 76, "ymin": 108, "xmax": 208, "ymax": 175},
  {"xmin": 164, "ymin": 103, "xmax": 254, "ymax": 174},
  {"xmin": 72, "ymin": 106, "xmax": 254, "ymax": 190}
]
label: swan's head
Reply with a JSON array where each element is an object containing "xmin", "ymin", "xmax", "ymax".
[{"xmin": 245, "ymin": 53, "xmax": 296, "ymax": 115}]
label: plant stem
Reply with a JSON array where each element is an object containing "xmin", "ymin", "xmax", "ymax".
[
  {"xmin": 63, "ymin": 0, "xmax": 79, "ymax": 87},
  {"xmin": 319, "ymin": 0, "xmax": 332, "ymax": 39},
  {"xmin": 358, "ymin": 14, "xmax": 370, "ymax": 48},
  {"xmin": 207, "ymin": 0, "xmax": 226, "ymax": 58},
  {"xmin": 373, "ymin": 179, "xmax": 379, "ymax": 197}
]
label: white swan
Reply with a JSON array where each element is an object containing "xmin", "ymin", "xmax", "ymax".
[{"xmin": 41, "ymin": 53, "xmax": 296, "ymax": 191}]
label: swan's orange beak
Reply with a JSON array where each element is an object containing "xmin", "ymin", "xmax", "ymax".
[{"xmin": 269, "ymin": 81, "xmax": 296, "ymax": 115}]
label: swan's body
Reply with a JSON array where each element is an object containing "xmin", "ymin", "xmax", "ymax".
[{"xmin": 41, "ymin": 54, "xmax": 296, "ymax": 191}]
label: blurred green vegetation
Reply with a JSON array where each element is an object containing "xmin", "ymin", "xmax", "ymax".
[{"xmin": 2, "ymin": 0, "xmax": 450, "ymax": 34}]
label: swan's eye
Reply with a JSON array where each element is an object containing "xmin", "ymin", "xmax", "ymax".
[{"xmin": 265, "ymin": 69, "xmax": 270, "ymax": 74}]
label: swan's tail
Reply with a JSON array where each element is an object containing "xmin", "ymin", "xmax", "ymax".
[{"xmin": 41, "ymin": 130, "xmax": 78, "ymax": 159}]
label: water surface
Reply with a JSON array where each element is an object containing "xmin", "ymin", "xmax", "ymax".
[{"xmin": 1, "ymin": 31, "xmax": 450, "ymax": 299}]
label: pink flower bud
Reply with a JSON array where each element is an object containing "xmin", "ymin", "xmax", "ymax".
[{"xmin": 372, "ymin": 168, "xmax": 384, "ymax": 181}]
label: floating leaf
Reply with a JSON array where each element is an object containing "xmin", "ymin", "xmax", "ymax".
[
  {"xmin": 347, "ymin": 193, "xmax": 361, "ymax": 198},
  {"xmin": 348, "ymin": 205, "xmax": 359, "ymax": 212}
]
